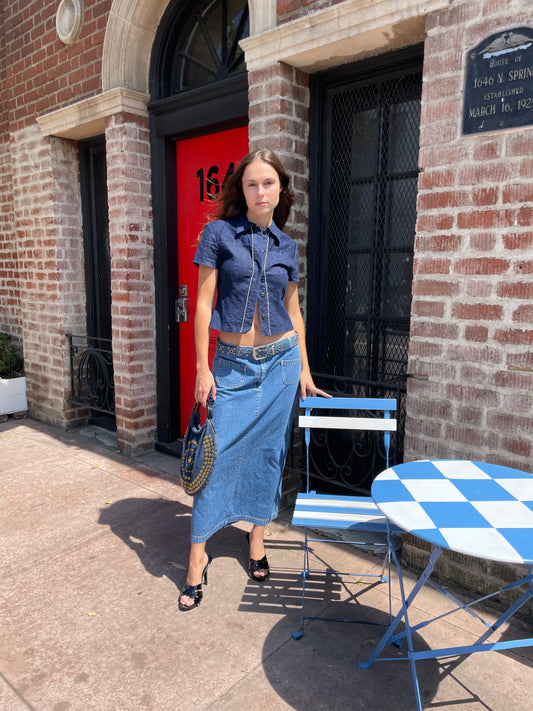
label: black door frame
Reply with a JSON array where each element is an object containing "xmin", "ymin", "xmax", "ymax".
[
  {"xmin": 79, "ymin": 136, "xmax": 111, "ymax": 343},
  {"xmin": 307, "ymin": 45, "xmax": 424, "ymax": 373},
  {"xmin": 149, "ymin": 76, "xmax": 248, "ymax": 448}
]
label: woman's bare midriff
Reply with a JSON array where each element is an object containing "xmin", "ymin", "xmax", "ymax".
[{"xmin": 219, "ymin": 304, "xmax": 294, "ymax": 347}]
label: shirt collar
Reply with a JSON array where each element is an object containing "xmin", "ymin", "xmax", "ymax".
[{"xmin": 231, "ymin": 214, "xmax": 282, "ymax": 245}]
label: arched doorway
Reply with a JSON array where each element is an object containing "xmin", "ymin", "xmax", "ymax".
[{"xmin": 150, "ymin": 0, "xmax": 250, "ymax": 453}]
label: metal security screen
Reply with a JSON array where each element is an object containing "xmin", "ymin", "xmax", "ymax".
[
  {"xmin": 303, "ymin": 52, "xmax": 422, "ymax": 492},
  {"xmin": 327, "ymin": 71, "xmax": 421, "ymax": 385}
]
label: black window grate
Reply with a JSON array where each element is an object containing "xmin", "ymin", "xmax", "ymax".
[
  {"xmin": 327, "ymin": 72, "xmax": 421, "ymax": 387},
  {"xmin": 301, "ymin": 55, "xmax": 423, "ymax": 493}
]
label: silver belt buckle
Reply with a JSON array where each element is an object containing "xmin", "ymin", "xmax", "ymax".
[{"xmin": 253, "ymin": 344, "xmax": 270, "ymax": 360}]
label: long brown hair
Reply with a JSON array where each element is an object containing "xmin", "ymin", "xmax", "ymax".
[{"xmin": 213, "ymin": 150, "xmax": 295, "ymax": 229}]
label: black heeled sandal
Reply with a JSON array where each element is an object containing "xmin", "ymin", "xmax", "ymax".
[
  {"xmin": 178, "ymin": 554, "xmax": 213, "ymax": 611},
  {"xmin": 245, "ymin": 531, "xmax": 270, "ymax": 582}
]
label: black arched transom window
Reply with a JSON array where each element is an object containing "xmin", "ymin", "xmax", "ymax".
[{"xmin": 171, "ymin": 0, "xmax": 249, "ymax": 93}]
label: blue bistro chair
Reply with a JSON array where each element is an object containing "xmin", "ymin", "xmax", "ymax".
[{"xmin": 291, "ymin": 396, "xmax": 403, "ymax": 639}]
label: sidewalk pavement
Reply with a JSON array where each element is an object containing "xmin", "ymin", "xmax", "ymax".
[{"xmin": 1, "ymin": 417, "xmax": 532, "ymax": 711}]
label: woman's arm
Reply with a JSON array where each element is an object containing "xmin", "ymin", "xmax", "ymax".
[
  {"xmin": 284, "ymin": 282, "xmax": 330, "ymax": 400},
  {"xmin": 195, "ymin": 264, "xmax": 218, "ymax": 405}
]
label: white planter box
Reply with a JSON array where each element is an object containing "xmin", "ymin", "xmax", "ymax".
[{"xmin": 0, "ymin": 376, "xmax": 27, "ymax": 415}]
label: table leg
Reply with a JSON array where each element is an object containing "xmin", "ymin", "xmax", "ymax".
[
  {"xmin": 475, "ymin": 564, "xmax": 533, "ymax": 645},
  {"xmin": 359, "ymin": 537, "xmax": 443, "ymax": 711},
  {"xmin": 360, "ymin": 550, "xmax": 533, "ymax": 711}
]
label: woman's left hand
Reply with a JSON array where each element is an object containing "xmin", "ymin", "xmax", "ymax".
[{"xmin": 299, "ymin": 370, "xmax": 331, "ymax": 401}]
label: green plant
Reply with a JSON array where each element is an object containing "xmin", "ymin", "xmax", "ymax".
[{"xmin": 0, "ymin": 332, "xmax": 24, "ymax": 378}]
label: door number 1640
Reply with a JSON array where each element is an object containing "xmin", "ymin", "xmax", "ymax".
[{"xmin": 196, "ymin": 163, "xmax": 235, "ymax": 202}]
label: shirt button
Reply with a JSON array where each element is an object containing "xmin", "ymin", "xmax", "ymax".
[
  {"xmin": 262, "ymin": 315, "xmax": 266, "ymax": 320},
  {"xmin": 261, "ymin": 292, "xmax": 265, "ymax": 297}
]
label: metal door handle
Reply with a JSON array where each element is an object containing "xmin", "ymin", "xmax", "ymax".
[{"xmin": 175, "ymin": 284, "xmax": 189, "ymax": 322}]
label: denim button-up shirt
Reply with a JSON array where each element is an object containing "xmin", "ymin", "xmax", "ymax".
[{"xmin": 193, "ymin": 214, "xmax": 300, "ymax": 336}]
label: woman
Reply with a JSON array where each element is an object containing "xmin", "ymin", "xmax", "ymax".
[{"xmin": 179, "ymin": 149, "xmax": 329, "ymax": 611}]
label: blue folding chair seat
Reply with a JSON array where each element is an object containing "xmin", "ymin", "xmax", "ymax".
[{"xmin": 291, "ymin": 396, "xmax": 403, "ymax": 640}]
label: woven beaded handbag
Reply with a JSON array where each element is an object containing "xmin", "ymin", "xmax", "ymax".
[{"xmin": 180, "ymin": 398, "xmax": 217, "ymax": 496}]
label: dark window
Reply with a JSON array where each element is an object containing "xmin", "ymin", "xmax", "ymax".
[
  {"xmin": 151, "ymin": 0, "xmax": 249, "ymax": 100},
  {"xmin": 303, "ymin": 49, "xmax": 423, "ymax": 489}
]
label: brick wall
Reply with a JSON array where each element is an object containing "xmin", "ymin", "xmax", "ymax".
[
  {"xmin": 0, "ymin": 140, "xmax": 21, "ymax": 340},
  {"xmin": 277, "ymin": 0, "xmax": 345, "ymax": 24},
  {"xmin": 105, "ymin": 113, "xmax": 156, "ymax": 456},
  {"xmin": 248, "ymin": 63, "xmax": 311, "ymax": 306},
  {"xmin": 1, "ymin": 0, "xmax": 111, "ymax": 370},
  {"xmin": 9, "ymin": 124, "xmax": 86, "ymax": 425},
  {"xmin": 2, "ymin": 0, "xmax": 110, "ymax": 134},
  {"xmin": 406, "ymin": 0, "xmax": 532, "ymax": 470}
]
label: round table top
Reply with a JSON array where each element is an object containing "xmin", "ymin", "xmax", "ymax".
[{"xmin": 372, "ymin": 459, "xmax": 533, "ymax": 564}]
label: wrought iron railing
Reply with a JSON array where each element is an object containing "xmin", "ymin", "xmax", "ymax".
[
  {"xmin": 66, "ymin": 334, "xmax": 115, "ymax": 416},
  {"xmin": 287, "ymin": 373, "xmax": 406, "ymax": 495}
]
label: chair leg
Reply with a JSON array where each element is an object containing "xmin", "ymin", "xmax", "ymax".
[{"xmin": 293, "ymin": 529, "xmax": 310, "ymax": 640}]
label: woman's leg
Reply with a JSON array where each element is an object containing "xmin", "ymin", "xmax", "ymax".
[
  {"xmin": 248, "ymin": 524, "xmax": 269, "ymax": 580},
  {"xmin": 179, "ymin": 541, "xmax": 209, "ymax": 607}
]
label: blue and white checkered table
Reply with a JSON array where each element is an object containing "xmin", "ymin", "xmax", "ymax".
[
  {"xmin": 360, "ymin": 459, "xmax": 533, "ymax": 711},
  {"xmin": 371, "ymin": 459, "xmax": 533, "ymax": 564}
]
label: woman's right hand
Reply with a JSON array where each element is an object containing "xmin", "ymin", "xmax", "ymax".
[{"xmin": 195, "ymin": 367, "xmax": 216, "ymax": 406}]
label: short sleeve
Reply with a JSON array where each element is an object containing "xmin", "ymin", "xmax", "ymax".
[
  {"xmin": 287, "ymin": 240, "xmax": 300, "ymax": 282},
  {"xmin": 193, "ymin": 222, "xmax": 219, "ymax": 268}
]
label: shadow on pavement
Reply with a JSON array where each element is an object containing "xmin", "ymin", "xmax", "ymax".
[{"xmin": 98, "ymin": 497, "xmax": 192, "ymax": 590}]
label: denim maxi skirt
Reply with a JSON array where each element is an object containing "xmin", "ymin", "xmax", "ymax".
[{"xmin": 190, "ymin": 333, "xmax": 301, "ymax": 543}]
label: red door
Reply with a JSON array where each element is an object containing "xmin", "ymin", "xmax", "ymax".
[{"xmin": 176, "ymin": 126, "xmax": 249, "ymax": 434}]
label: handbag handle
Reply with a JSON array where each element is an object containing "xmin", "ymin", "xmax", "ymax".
[{"xmin": 195, "ymin": 397, "xmax": 214, "ymax": 420}]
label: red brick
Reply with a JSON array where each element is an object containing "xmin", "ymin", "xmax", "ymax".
[
  {"xmin": 405, "ymin": 396, "xmax": 452, "ymax": 421},
  {"xmin": 468, "ymin": 233, "xmax": 496, "ymax": 251},
  {"xmin": 495, "ymin": 369, "xmax": 533, "ymax": 391},
  {"xmin": 411, "ymin": 300, "xmax": 445, "ymax": 318},
  {"xmin": 457, "ymin": 406, "xmax": 483, "ymax": 425},
  {"xmin": 513, "ymin": 304, "xmax": 533, "ymax": 323},
  {"xmin": 412, "ymin": 279, "xmax": 460, "ymax": 297},
  {"xmin": 520, "ymin": 157, "xmax": 533, "ymax": 179},
  {"xmin": 414, "ymin": 257, "xmax": 451, "ymax": 274},
  {"xmin": 459, "ymin": 163, "xmax": 514, "ymax": 186},
  {"xmin": 421, "ymin": 99, "xmax": 461, "ymax": 124},
  {"xmin": 411, "ymin": 320, "xmax": 458, "ymax": 339},
  {"xmin": 464, "ymin": 325, "xmax": 488, "ymax": 342},
  {"xmin": 487, "ymin": 410, "xmax": 532, "ymax": 434},
  {"xmin": 503, "ymin": 233, "xmax": 533, "ymax": 250},
  {"xmin": 418, "ymin": 169, "xmax": 455, "ymax": 190},
  {"xmin": 503, "ymin": 183, "xmax": 533, "ymax": 204},
  {"xmin": 278, "ymin": 0, "xmax": 301, "ymax": 15},
  {"xmin": 454, "ymin": 258, "xmax": 509, "ymax": 275},
  {"xmin": 513, "ymin": 260, "xmax": 533, "ymax": 275},
  {"xmin": 418, "ymin": 190, "xmax": 469, "ymax": 210},
  {"xmin": 457, "ymin": 210, "xmax": 500, "ymax": 229},
  {"xmin": 497, "ymin": 281, "xmax": 533, "ymax": 299},
  {"xmin": 446, "ymin": 384, "xmax": 499, "ymax": 407},
  {"xmin": 494, "ymin": 328, "xmax": 533, "ymax": 346},
  {"xmin": 446, "ymin": 344, "xmax": 502, "ymax": 365},
  {"xmin": 419, "ymin": 145, "xmax": 469, "ymax": 170},
  {"xmin": 408, "ymin": 341, "xmax": 443, "ymax": 358},
  {"xmin": 516, "ymin": 205, "xmax": 533, "ymax": 226},
  {"xmin": 419, "ymin": 120, "xmax": 457, "ymax": 147},
  {"xmin": 473, "ymin": 140, "xmax": 501, "ymax": 161},
  {"xmin": 506, "ymin": 133, "xmax": 533, "ymax": 157},
  {"xmin": 452, "ymin": 303, "xmax": 502, "ymax": 321},
  {"xmin": 444, "ymin": 425, "xmax": 487, "ymax": 448},
  {"xmin": 502, "ymin": 437, "xmax": 531, "ymax": 458},
  {"xmin": 472, "ymin": 187, "xmax": 498, "ymax": 206}
]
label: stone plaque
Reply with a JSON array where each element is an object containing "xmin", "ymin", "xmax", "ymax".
[{"xmin": 463, "ymin": 27, "xmax": 533, "ymax": 135}]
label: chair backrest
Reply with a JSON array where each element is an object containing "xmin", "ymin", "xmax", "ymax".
[{"xmin": 299, "ymin": 396, "xmax": 397, "ymax": 492}]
